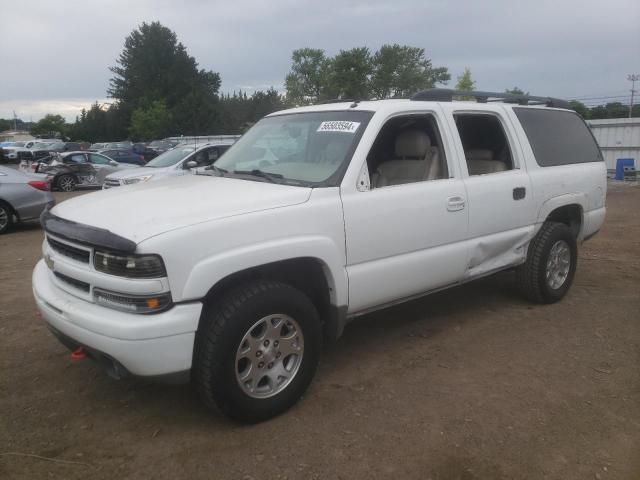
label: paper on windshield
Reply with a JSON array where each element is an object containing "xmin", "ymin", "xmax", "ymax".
[{"xmin": 317, "ymin": 121, "xmax": 361, "ymax": 133}]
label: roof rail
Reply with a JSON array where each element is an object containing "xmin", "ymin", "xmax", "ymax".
[
  {"xmin": 410, "ymin": 88, "xmax": 570, "ymax": 109},
  {"xmin": 317, "ymin": 98, "xmax": 358, "ymax": 104}
]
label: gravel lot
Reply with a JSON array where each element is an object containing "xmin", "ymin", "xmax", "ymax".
[{"xmin": 1, "ymin": 183, "xmax": 639, "ymax": 480}]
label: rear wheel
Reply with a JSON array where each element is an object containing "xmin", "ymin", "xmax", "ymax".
[
  {"xmin": 517, "ymin": 221, "xmax": 577, "ymax": 304},
  {"xmin": 0, "ymin": 201, "xmax": 14, "ymax": 234},
  {"xmin": 193, "ymin": 280, "xmax": 322, "ymax": 423},
  {"xmin": 57, "ymin": 174, "xmax": 77, "ymax": 192}
]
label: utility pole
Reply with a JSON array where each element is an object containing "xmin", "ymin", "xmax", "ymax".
[
  {"xmin": 12, "ymin": 111, "xmax": 17, "ymax": 131},
  {"xmin": 629, "ymin": 74, "xmax": 639, "ymax": 118}
]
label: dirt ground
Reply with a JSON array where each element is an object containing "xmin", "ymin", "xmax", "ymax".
[{"xmin": 1, "ymin": 183, "xmax": 639, "ymax": 480}]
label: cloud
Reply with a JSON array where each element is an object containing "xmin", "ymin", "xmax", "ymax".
[{"xmin": 0, "ymin": 0, "xmax": 638, "ymax": 121}]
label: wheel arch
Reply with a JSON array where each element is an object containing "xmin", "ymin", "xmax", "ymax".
[
  {"xmin": 192, "ymin": 256, "xmax": 347, "ymax": 342},
  {"xmin": 537, "ymin": 195, "xmax": 586, "ymax": 240},
  {"xmin": 0, "ymin": 198, "xmax": 18, "ymax": 223}
]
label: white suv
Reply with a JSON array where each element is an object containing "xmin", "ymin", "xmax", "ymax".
[{"xmin": 33, "ymin": 89, "xmax": 606, "ymax": 422}]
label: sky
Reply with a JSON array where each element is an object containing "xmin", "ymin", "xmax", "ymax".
[{"xmin": 1, "ymin": 0, "xmax": 638, "ymax": 122}]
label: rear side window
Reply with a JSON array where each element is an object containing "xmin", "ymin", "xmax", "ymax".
[{"xmin": 514, "ymin": 108, "xmax": 602, "ymax": 166}]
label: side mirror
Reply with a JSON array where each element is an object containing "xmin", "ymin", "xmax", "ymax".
[
  {"xmin": 186, "ymin": 160, "xmax": 198, "ymax": 169},
  {"xmin": 109, "ymin": 160, "xmax": 118, "ymax": 166}
]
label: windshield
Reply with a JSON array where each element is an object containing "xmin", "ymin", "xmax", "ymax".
[
  {"xmin": 145, "ymin": 145, "xmax": 195, "ymax": 167},
  {"xmin": 215, "ymin": 111, "xmax": 372, "ymax": 186}
]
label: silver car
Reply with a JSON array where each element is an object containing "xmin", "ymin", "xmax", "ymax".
[
  {"xmin": 0, "ymin": 166, "xmax": 55, "ymax": 234},
  {"xmin": 102, "ymin": 142, "xmax": 234, "ymax": 188}
]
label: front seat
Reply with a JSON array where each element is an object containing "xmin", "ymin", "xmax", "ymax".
[{"xmin": 374, "ymin": 130, "xmax": 440, "ymax": 187}]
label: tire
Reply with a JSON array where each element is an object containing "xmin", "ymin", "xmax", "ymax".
[
  {"xmin": 57, "ymin": 174, "xmax": 77, "ymax": 192},
  {"xmin": 193, "ymin": 279, "xmax": 322, "ymax": 423},
  {"xmin": 517, "ymin": 221, "xmax": 577, "ymax": 304},
  {"xmin": 0, "ymin": 201, "xmax": 14, "ymax": 234}
]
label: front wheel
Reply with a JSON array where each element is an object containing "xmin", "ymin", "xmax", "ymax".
[
  {"xmin": 193, "ymin": 280, "xmax": 322, "ymax": 423},
  {"xmin": 517, "ymin": 221, "xmax": 577, "ymax": 304},
  {"xmin": 57, "ymin": 174, "xmax": 77, "ymax": 192}
]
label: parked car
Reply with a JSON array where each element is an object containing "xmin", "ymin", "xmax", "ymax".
[
  {"xmin": 28, "ymin": 142, "xmax": 81, "ymax": 162},
  {"xmin": 147, "ymin": 139, "xmax": 178, "ymax": 154},
  {"xmin": 40, "ymin": 151, "xmax": 137, "ymax": 191},
  {"xmin": 102, "ymin": 142, "xmax": 232, "ymax": 188},
  {"xmin": 0, "ymin": 165, "xmax": 54, "ymax": 234},
  {"xmin": 88, "ymin": 143, "xmax": 108, "ymax": 151},
  {"xmin": 33, "ymin": 89, "xmax": 606, "ymax": 422},
  {"xmin": 104, "ymin": 141, "xmax": 133, "ymax": 150},
  {"xmin": 132, "ymin": 143, "xmax": 159, "ymax": 162},
  {"xmin": 98, "ymin": 149, "xmax": 145, "ymax": 166},
  {"xmin": 1, "ymin": 141, "xmax": 28, "ymax": 163}
]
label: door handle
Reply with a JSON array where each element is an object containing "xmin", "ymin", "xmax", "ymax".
[
  {"xmin": 447, "ymin": 196, "xmax": 465, "ymax": 212},
  {"xmin": 513, "ymin": 187, "xmax": 526, "ymax": 200}
]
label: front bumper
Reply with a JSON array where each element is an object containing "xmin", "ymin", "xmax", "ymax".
[{"xmin": 33, "ymin": 260, "xmax": 202, "ymax": 379}]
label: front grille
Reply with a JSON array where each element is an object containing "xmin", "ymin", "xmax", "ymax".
[
  {"xmin": 103, "ymin": 179, "xmax": 120, "ymax": 188},
  {"xmin": 54, "ymin": 272, "xmax": 90, "ymax": 293},
  {"xmin": 48, "ymin": 237, "xmax": 90, "ymax": 263}
]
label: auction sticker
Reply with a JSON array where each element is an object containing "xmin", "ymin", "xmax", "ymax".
[{"xmin": 317, "ymin": 121, "xmax": 360, "ymax": 133}]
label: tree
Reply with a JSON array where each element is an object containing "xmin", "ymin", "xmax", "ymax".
[
  {"xmin": 108, "ymin": 21, "xmax": 220, "ymax": 135},
  {"xmin": 505, "ymin": 86, "xmax": 528, "ymax": 95},
  {"xmin": 455, "ymin": 68, "xmax": 475, "ymax": 91},
  {"xmin": 285, "ymin": 48, "xmax": 330, "ymax": 104},
  {"xmin": 129, "ymin": 100, "xmax": 173, "ymax": 140},
  {"xmin": 569, "ymin": 100, "xmax": 589, "ymax": 119},
  {"xmin": 326, "ymin": 47, "xmax": 372, "ymax": 99},
  {"xmin": 31, "ymin": 114, "xmax": 67, "ymax": 138},
  {"xmin": 369, "ymin": 44, "xmax": 450, "ymax": 99}
]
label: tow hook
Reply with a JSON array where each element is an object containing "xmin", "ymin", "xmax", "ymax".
[{"xmin": 70, "ymin": 347, "xmax": 87, "ymax": 360}]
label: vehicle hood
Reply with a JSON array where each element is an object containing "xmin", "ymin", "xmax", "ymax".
[
  {"xmin": 50, "ymin": 175, "xmax": 312, "ymax": 243},
  {"xmin": 106, "ymin": 166, "xmax": 170, "ymax": 180}
]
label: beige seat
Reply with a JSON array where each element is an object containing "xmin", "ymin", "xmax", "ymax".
[
  {"xmin": 374, "ymin": 130, "xmax": 440, "ymax": 187},
  {"xmin": 466, "ymin": 149, "xmax": 508, "ymax": 175}
]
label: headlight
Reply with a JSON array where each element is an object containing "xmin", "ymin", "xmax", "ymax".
[
  {"xmin": 123, "ymin": 175, "xmax": 153, "ymax": 185},
  {"xmin": 94, "ymin": 251, "xmax": 167, "ymax": 278},
  {"xmin": 94, "ymin": 288, "xmax": 172, "ymax": 314}
]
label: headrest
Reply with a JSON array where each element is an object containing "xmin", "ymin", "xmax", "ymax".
[
  {"xmin": 466, "ymin": 149, "xmax": 493, "ymax": 161},
  {"xmin": 395, "ymin": 130, "xmax": 431, "ymax": 158}
]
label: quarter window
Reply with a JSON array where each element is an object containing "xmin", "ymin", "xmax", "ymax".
[{"xmin": 514, "ymin": 108, "xmax": 602, "ymax": 166}]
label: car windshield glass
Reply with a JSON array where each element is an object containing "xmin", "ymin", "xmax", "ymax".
[
  {"xmin": 215, "ymin": 111, "xmax": 373, "ymax": 186},
  {"xmin": 145, "ymin": 146, "xmax": 195, "ymax": 167}
]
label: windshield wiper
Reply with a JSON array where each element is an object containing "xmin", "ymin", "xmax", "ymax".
[{"xmin": 232, "ymin": 169, "xmax": 283, "ymax": 183}]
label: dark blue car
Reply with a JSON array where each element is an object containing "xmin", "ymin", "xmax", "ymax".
[{"xmin": 98, "ymin": 149, "xmax": 145, "ymax": 166}]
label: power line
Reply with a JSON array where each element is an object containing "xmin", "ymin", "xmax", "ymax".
[{"xmin": 568, "ymin": 91, "xmax": 630, "ymax": 100}]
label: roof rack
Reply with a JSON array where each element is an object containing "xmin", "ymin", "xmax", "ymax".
[
  {"xmin": 410, "ymin": 88, "xmax": 570, "ymax": 109},
  {"xmin": 318, "ymin": 98, "xmax": 357, "ymax": 104}
]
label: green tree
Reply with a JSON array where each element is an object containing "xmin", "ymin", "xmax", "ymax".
[
  {"xmin": 129, "ymin": 100, "xmax": 173, "ymax": 141},
  {"xmin": 0, "ymin": 119, "xmax": 13, "ymax": 131},
  {"xmin": 369, "ymin": 44, "xmax": 450, "ymax": 99},
  {"xmin": 455, "ymin": 67, "xmax": 475, "ymax": 91},
  {"xmin": 569, "ymin": 100, "xmax": 590, "ymax": 119},
  {"xmin": 326, "ymin": 47, "xmax": 372, "ymax": 99},
  {"xmin": 285, "ymin": 48, "xmax": 330, "ymax": 104},
  {"xmin": 505, "ymin": 86, "xmax": 528, "ymax": 95},
  {"xmin": 30, "ymin": 114, "xmax": 67, "ymax": 138},
  {"xmin": 108, "ymin": 21, "xmax": 220, "ymax": 135}
]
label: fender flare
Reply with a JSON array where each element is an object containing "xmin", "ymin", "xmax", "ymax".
[
  {"xmin": 535, "ymin": 193, "xmax": 587, "ymax": 238},
  {"xmin": 180, "ymin": 235, "xmax": 348, "ymax": 308}
]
